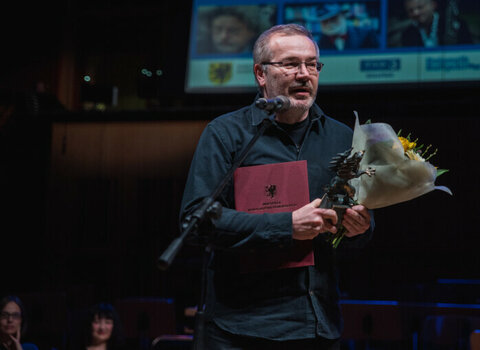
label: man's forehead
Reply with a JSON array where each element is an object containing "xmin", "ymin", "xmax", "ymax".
[
  {"xmin": 268, "ymin": 34, "xmax": 317, "ymax": 57},
  {"xmin": 269, "ymin": 33, "xmax": 312, "ymax": 45}
]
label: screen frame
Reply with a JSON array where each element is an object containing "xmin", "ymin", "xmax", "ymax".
[{"xmin": 184, "ymin": 0, "xmax": 480, "ymax": 93}]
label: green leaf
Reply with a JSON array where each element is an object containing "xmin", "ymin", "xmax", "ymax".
[{"xmin": 436, "ymin": 169, "xmax": 449, "ymax": 177}]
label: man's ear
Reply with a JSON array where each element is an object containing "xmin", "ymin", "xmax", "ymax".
[{"xmin": 254, "ymin": 64, "xmax": 266, "ymax": 90}]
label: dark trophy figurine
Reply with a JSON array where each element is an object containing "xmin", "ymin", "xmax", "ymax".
[{"xmin": 320, "ymin": 147, "xmax": 375, "ymax": 247}]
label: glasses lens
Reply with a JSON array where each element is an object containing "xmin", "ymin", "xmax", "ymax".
[
  {"xmin": 286, "ymin": 62, "xmax": 319, "ymax": 74},
  {"xmin": 0, "ymin": 312, "xmax": 21, "ymax": 319},
  {"xmin": 306, "ymin": 63, "xmax": 319, "ymax": 74}
]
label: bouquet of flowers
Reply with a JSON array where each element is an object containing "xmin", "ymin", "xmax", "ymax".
[
  {"xmin": 349, "ymin": 112, "xmax": 452, "ymax": 210},
  {"xmin": 327, "ymin": 112, "xmax": 452, "ymax": 248}
]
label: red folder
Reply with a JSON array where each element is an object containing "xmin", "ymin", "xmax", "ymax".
[{"xmin": 233, "ymin": 160, "xmax": 314, "ymax": 273}]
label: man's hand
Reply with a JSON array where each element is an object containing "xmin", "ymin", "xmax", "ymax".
[
  {"xmin": 342, "ymin": 205, "xmax": 371, "ymax": 237},
  {"xmin": 292, "ymin": 198, "xmax": 338, "ymax": 240}
]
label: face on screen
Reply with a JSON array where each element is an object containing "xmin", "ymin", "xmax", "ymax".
[
  {"xmin": 211, "ymin": 15, "xmax": 255, "ymax": 53},
  {"xmin": 404, "ymin": 0, "xmax": 437, "ymax": 26},
  {"xmin": 186, "ymin": 0, "xmax": 478, "ymax": 92},
  {"xmin": 320, "ymin": 14, "xmax": 348, "ymax": 36}
]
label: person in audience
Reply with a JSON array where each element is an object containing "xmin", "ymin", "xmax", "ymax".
[
  {"xmin": 0, "ymin": 296, "xmax": 38, "ymax": 350},
  {"xmin": 69, "ymin": 302, "xmax": 125, "ymax": 350}
]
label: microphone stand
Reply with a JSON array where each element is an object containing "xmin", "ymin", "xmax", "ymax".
[{"xmin": 157, "ymin": 114, "xmax": 274, "ymax": 350}]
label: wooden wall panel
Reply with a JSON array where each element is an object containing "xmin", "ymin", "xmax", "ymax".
[
  {"xmin": 45, "ymin": 120, "xmax": 208, "ymax": 302},
  {"xmin": 50, "ymin": 120, "xmax": 208, "ymax": 178}
]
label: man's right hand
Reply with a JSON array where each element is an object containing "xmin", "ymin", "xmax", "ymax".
[{"xmin": 292, "ymin": 198, "xmax": 338, "ymax": 240}]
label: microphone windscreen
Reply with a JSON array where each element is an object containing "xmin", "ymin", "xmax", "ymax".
[{"xmin": 276, "ymin": 96, "xmax": 290, "ymax": 109}]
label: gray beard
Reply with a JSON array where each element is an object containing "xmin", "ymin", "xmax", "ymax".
[
  {"xmin": 277, "ymin": 99, "xmax": 313, "ymax": 122},
  {"xmin": 290, "ymin": 98, "xmax": 313, "ymax": 113}
]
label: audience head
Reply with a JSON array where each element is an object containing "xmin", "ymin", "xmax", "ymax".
[
  {"xmin": 82, "ymin": 302, "xmax": 124, "ymax": 349},
  {"xmin": 0, "ymin": 295, "xmax": 27, "ymax": 340}
]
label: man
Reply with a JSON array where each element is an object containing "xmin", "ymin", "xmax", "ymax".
[
  {"xmin": 199, "ymin": 7, "xmax": 257, "ymax": 54},
  {"xmin": 181, "ymin": 24, "xmax": 373, "ymax": 349},
  {"xmin": 401, "ymin": 0, "xmax": 472, "ymax": 47},
  {"xmin": 317, "ymin": 4, "xmax": 379, "ymax": 51}
]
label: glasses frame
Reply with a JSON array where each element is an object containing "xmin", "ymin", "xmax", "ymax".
[
  {"xmin": 0, "ymin": 311, "xmax": 22, "ymax": 320},
  {"xmin": 261, "ymin": 61, "xmax": 324, "ymax": 74}
]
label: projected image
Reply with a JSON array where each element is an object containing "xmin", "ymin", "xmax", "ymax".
[
  {"xmin": 195, "ymin": 5, "xmax": 276, "ymax": 55},
  {"xmin": 284, "ymin": 1, "xmax": 381, "ymax": 51},
  {"xmin": 186, "ymin": 0, "xmax": 480, "ymax": 92},
  {"xmin": 387, "ymin": 0, "xmax": 478, "ymax": 48}
]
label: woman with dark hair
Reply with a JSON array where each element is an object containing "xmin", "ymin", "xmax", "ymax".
[
  {"xmin": 0, "ymin": 296, "xmax": 38, "ymax": 350},
  {"xmin": 69, "ymin": 303, "xmax": 125, "ymax": 350}
]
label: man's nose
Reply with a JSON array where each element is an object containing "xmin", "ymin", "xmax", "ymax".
[
  {"xmin": 296, "ymin": 63, "xmax": 310, "ymax": 77},
  {"xmin": 218, "ymin": 29, "xmax": 229, "ymax": 40}
]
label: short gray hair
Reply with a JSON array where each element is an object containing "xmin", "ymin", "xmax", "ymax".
[{"xmin": 252, "ymin": 23, "xmax": 319, "ymax": 64}]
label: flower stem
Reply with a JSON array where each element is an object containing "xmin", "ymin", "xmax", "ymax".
[{"xmin": 332, "ymin": 226, "xmax": 346, "ymax": 249}]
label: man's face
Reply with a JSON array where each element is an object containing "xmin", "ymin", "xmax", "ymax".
[
  {"xmin": 211, "ymin": 15, "xmax": 255, "ymax": 53},
  {"xmin": 405, "ymin": 0, "xmax": 437, "ymax": 26},
  {"xmin": 255, "ymin": 34, "xmax": 319, "ymax": 114}
]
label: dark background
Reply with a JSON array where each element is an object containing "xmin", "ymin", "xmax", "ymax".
[{"xmin": 1, "ymin": 0, "xmax": 479, "ymax": 349}]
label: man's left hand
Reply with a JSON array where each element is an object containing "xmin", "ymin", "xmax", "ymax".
[{"xmin": 342, "ymin": 205, "xmax": 371, "ymax": 237}]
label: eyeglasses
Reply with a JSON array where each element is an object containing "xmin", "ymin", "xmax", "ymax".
[
  {"xmin": 0, "ymin": 312, "xmax": 21, "ymax": 320},
  {"xmin": 261, "ymin": 61, "xmax": 324, "ymax": 74}
]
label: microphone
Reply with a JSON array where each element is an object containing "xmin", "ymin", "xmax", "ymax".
[{"xmin": 255, "ymin": 95, "xmax": 291, "ymax": 114}]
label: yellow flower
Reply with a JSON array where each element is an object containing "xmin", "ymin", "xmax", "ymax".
[{"xmin": 399, "ymin": 136, "xmax": 416, "ymax": 152}]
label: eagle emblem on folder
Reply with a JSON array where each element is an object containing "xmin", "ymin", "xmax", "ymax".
[{"xmin": 265, "ymin": 184, "xmax": 277, "ymax": 198}]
